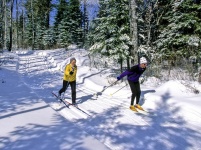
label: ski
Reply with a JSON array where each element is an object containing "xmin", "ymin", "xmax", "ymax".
[
  {"xmin": 52, "ymin": 92, "xmax": 91, "ymax": 116},
  {"xmin": 135, "ymin": 108, "xmax": 156, "ymax": 116},
  {"xmin": 64, "ymin": 99, "xmax": 91, "ymax": 117},
  {"xmin": 126, "ymin": 105, "xmax": 151, "ymax": 115},
  {"xmin": 52, "ymin": 92, "xmax": 70, "ymax": 108}
]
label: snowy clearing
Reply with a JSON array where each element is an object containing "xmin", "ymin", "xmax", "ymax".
[{"xmin": 1, "ymin": 49, "xmax": 201, "ymax": 150}]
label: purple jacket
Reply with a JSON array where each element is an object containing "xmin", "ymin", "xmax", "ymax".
[{"xmin": 119, "ymin": 65, "xmax": 146, "ymax": 82}]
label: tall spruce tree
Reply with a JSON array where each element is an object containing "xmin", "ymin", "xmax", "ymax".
[
  {"xmin": 57, "ymin": 15, "xmax": 71, "ymax": 48},
  {"xmin": 155, "ymin": 0, "xmax": 201, "ymax": 60},
  {"xmin": 82, "ymin": 0, "xmax": 89, "ymax": 47},
  {"xmin": 24, "ymin": 0, "xmax": 52, "ymax": 49},
  {"xmin": 18, "ymin": 12, "xmax": 25, "ymax": 49},
  {"xmin": 43, "ymin": 27, "xmax": 56, "ymax": 49},
  {"xmin": 89, "ymin": 0, "xmax": 131, "ymax": 63},
  {"xmin": 54, "ymin": 0, "xmax": 68, "ymax": 33},
  {"xmin": 54, "ymin": 0, "xmax": 83, "ymax": 48},
  {"xmin": 68, "ymin": 0, "xmax": 83, "ymax": 47}
]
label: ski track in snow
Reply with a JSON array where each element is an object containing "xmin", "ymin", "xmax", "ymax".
[{"xmin": 6, "ymin": 49, "xmax": 201, "ymax": 150}]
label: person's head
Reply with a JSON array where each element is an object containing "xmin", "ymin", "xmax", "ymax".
[
  {"xmin": 70, "ymin": 57, "xmax": 76, "ymax": 66},
  {"xmin": 139, "ymin": 57, "xmax": 147, "ymax": 68}
]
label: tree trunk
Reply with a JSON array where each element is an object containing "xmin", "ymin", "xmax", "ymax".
[
  {"xmin": 83, "ymin": 0, "xmax": 88, "ymax": 46},
  {"xmin": 199, "ymin": 71, "xmax": 201, "ymax": 83},
  {"xmin": 45, "ymin": 0, "xmax": 50, "ymax": 29},
  {"xmin": 31, "ymin": 0, "xmax": 35, "ymax": 50},
  {"xmin": 8, "ymin": 0, "xmax": 14, "ymax": 51},
  {"xmin": 146, "ymin": 5, "xmax": 152, "ymax": 46},
  {"xmin": 120, "ymin": 58, "xmax": 123, "ymax": 73},
  {"xmin": 3, "ymin": 0, "xmax": 7, "ymax": 50},
  {"xmin": 22, "ymin": 10, "xmax": 25, "ymax": 49},
  {"xmin": 0, "ymin": 1, "xmax": 3, "ymax": 49},
  {"xmin": 129, "ymin": 0, "xmax": 138, "ymax": 65},
  {"xmin": 127, "ymin": 57, "xmax": 130, "ymax": 69},
  {"xmin": 16, "ymin": 0, "xmax": 19, "ymax": 49}
]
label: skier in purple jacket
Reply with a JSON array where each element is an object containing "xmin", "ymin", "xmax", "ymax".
[{"xmin": 117, "ymin": 57, "xmax": 147, "ymax": 112}]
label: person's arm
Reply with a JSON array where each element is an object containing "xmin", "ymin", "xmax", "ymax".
[
  {"xmin": 71, "ymin": 66, "xmax": 77, "ymax": 75},
  {"xmin": 118, "ymin": 70, "xmax": 131, "ymax": 79},
  {"xmin": 64, "ymin": 65, "xmax": 71, "ymax": 76},
  {"xmin": 117, "ymin": 65, "xmax": 138, "ymax": 80},
  {"xmin": 69, "ymin": 65, "xmax": 77, "ymax": 75}
]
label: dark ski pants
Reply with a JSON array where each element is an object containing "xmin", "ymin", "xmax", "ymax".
[
  {"xmin": 59, "ymin": 80, "xmax": 76, "ymax": 104},
  {"xmin": 128, "ymin": 80, "xmax": 141, "ymax": 105}
]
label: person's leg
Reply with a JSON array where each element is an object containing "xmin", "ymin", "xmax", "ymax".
[
  {"xmin": 135, "ymin": 82, "xmax": 141, "ymax": 104},
  {"xmin": 70, "ymin": 81, "xmax": 76, "ymax": 104},
  {"xmin": 59, "ymin": 80, "xmax": 69, "ymax": 95},
  {"xmin": 134, "ymin": 82, "xmax": 144, "ymax": 110},
  {"xmin": 128, "ymin": 80, "xmax": 137, "ymax": 106}
]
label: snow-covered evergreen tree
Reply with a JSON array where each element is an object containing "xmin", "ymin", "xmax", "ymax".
[
  {"xmin": 155, "ymin": 0, "xmax": 201, "ymax": 60},
  {"xmin": 68, "ymin": 0, "xmax": 83, "ymax": 47},
  {"xmin": 89, "ymin": 0, "xmax": 131, "ymax": 62},
  {"xmin": 43, "ymin": 27, "xmax": 56, "ymax": 49},
  {"xmin": 54, "ymin": 0, "xmax": 68, "ymax": 36},
  {"xmin": 23, "ymin": 18, "xmax": 33, "ymax": 48},
  {"xmin": 57, "ymin": 18, "xmax": 71, "ymax": 48},
  {"xmin": 54, "ymin": 0, "xmax": 83, "ymax": 48},
  {"xmin": 24, "ymin": 0, "xmax": 52, "ymax": 50},
  {"xmin": 82, "ymin": 0, "xmax": 89, "ymax": 47},
  {"xmin": 35, "ymin": 23, "xmax": 45, "ymax": 49}
]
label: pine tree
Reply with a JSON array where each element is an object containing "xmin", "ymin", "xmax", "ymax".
[
  {"xmin": 54, "ymin": 0, "xmax": 68, "ymax": 32},
  {"xmin": 35, "ymin": 23, "xmax": 45, "ymax": 49},
  {"xmin": 57, "ymin": 18, "xmax": 71, "ymax": 48},
  {"xmin": 155, "ymin": 0, "xmax": 201, "ymax": 60},
  {"xmin": 89, "ymin": 0, "xmax": 131, "ymax": 62},
  {"xmin": 82, "ymin": 0, "xmax": 89, "ymax": 47},
  {"xmin": 43, "ymin": 27, "xmax": 56, "ymax": 49},
  {"xmin": 24, "ymin": 0, "xmax": 52, "ymax": 49},
  {"xmin": 18, "ymin": 11, "xmax": 25, "ymax": 49},
  {"xmin": 138, "ymin": 0, "xmax": 158, "ymax": 46},
  {"xmin": 54, "ymin": 0, "xmax": 83, "ymax": 48},
  {"xmin": 68, "ymin": 0, "xmax": 83, "ymax": 47}
]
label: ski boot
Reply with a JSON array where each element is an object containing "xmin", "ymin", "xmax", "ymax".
[
  {"xmin": 130, "ymin": 105, "xmax": 138, "ymax": 112},
  {"xmin": 135, "ymin": 104, "xmax": 144, "ymax": 111}
]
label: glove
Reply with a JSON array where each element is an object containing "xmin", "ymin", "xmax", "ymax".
[
  {"xmin": 117, "ymin": 76, "xmax": 121, "ymax": 80},
  {"xmin": 139, "ymin": 77, "xmax": 145, "ymax": 84},
  {"xmin": 70, "ymin": 71, "xmax": 74, "ymax": 75}
]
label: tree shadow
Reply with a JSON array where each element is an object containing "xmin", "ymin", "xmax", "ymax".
[
  {"xmin": 76, "ymin": 94, "xmax": 96, "ymax": 104},
  {"xmin": 76, "ymin": 91, "xmax": 201, "ymax": 150},
  {"xmin": 0, "ymin": 68, "xmax": 47, "ymax": 116},
  {"xmin": 0, "ymin": 114, "xmax": 109, "ymax": 150},
  {"xmin": 1, "ymin": 91, "xmax": 200, "ymax": 150}
]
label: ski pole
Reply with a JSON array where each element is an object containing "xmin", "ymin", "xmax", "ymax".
[
  {"xmin": 103, "ymin": 80, "xmax": 118, "ymax": 91},
  {"xmin": 94, "ymin": 80, "xmax": 118, "ymax": 96},
  {"xmin": 110, "ymin": 84, "xmax": 127, "ymax": 96}
]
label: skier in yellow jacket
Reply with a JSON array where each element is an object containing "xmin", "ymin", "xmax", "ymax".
[{"xmin": 59, "ymin": 57, "xmax": 77, "ymax": 104}]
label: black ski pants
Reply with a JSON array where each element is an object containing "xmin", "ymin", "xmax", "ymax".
[
  {"xmin": 59, "ymin": 80, "xmax": 76, "ymax": 104},
  {"xmin": 128, "ymin": 80, "xmax": 141, "ymax": 105}
]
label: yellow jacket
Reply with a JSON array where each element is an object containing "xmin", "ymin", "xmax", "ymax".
[{"xmin": 63, "ymin": 63, "xmax": 77, "ymax": 82}]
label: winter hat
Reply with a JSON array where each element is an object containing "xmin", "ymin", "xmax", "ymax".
[
  {"xmin": 70, "ymin": 57, "xmax": 76, "ymax": 63},
  {"xmin": 140, "ymin": 57, "xmax": 147, "ymax": 64}
]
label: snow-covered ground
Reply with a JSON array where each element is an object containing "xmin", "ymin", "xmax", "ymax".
[{"xmin": 0, "ymin": 49, "xmax": 201, "ymax": 150}]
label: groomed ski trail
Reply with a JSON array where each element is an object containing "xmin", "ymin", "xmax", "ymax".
[{"xmin": 16, "ymin": 49, "xmax": 201, "ymax": 150}]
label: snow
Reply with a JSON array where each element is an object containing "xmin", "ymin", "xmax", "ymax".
[{"xmin": 1, "ymin": 49, "xmax": 201, "ymax": 150}]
